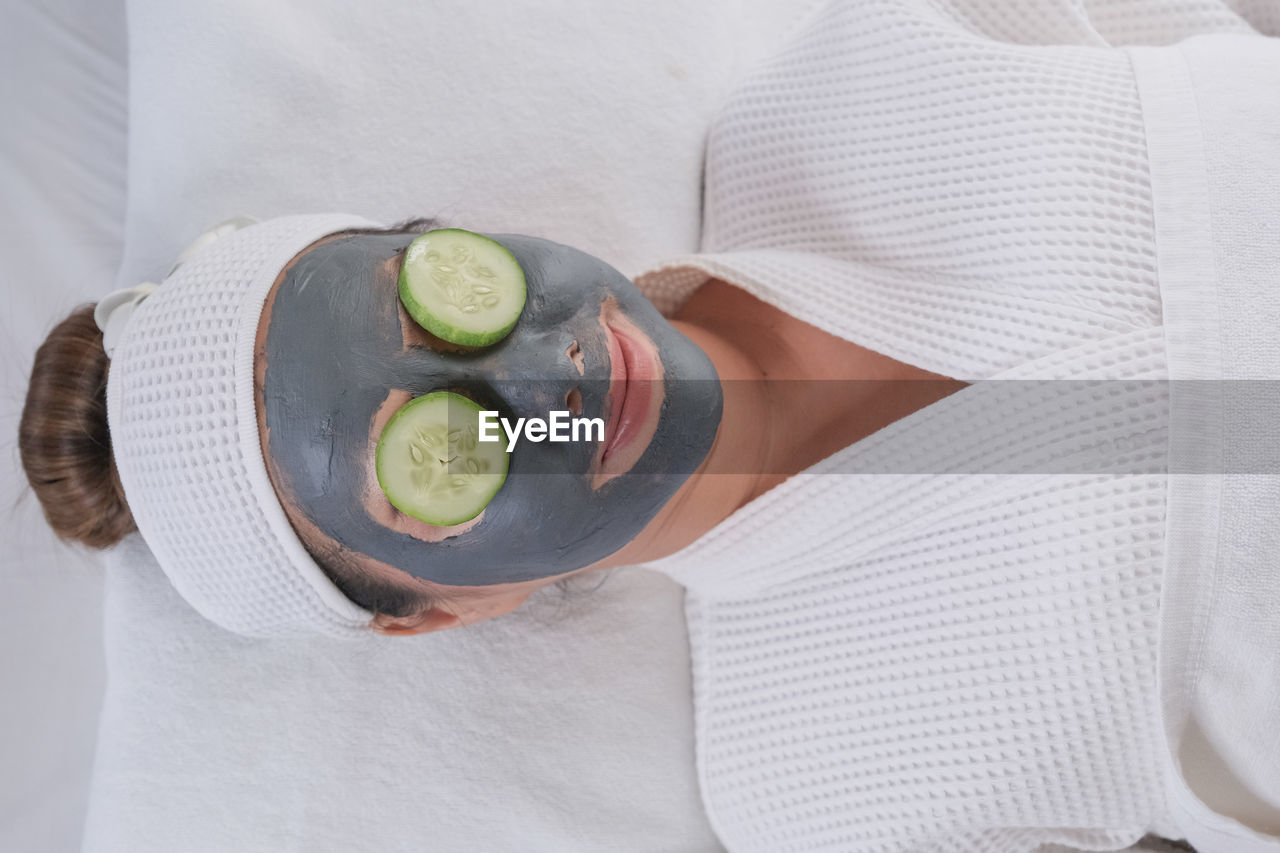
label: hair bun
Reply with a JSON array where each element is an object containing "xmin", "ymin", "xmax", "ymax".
[{"xmin": 19, "ymin": 304, "xmax": 137, "ymax": 549}]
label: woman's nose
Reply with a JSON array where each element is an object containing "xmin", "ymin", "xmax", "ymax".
[
  {"xmin": 564, "ymin": 339, "xmax": 585, "ymax": 415},
  {"xmin": 396, "ymin": 330, "xmax": 589, "ymax": 421},
  {"xmin": 477, "ymin": 331, "xmax": 589, "ymax": 419}
]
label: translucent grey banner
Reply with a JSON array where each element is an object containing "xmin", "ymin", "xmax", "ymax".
[{"xmin": 448, "ymin": 379, "xmax": 1280, "ymax": 475}]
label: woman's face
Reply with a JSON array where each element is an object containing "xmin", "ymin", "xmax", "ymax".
[{"xmin": 254, "ymin": 229, "xmax": 722, "ymax": 587}]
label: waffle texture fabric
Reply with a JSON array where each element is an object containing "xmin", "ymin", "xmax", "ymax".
[
  {"xmin": 634, "ymin": 1, "xmax": 1280, "ymax": 851},
  {"xmin": 106, "ymin": 213, "xmax": 380, "ymax": 637}
]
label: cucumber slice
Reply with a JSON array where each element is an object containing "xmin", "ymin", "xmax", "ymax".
[
  {"xmin": 398, "ymin": 229, "xmax": 527, "ymax": 347},
  {"xmin": 375, "ymin": 391, "xmax": 509, "ymax": 526}
]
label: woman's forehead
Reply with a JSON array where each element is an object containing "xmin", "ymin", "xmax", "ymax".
[
  {"xmin": 260, "ymin": 232, "xmax": 412, "ymax": 350},
  {"xmin": 272, "ymin": 229, "xmax": 401, "ymax": 302},
  {"xmin": 253, "ymin": 233, "xmax": 401, "ymax": 427}
]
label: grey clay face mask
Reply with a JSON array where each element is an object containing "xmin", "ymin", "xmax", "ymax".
[{"xmin": 261, "ymin": 231, "xmax": 723, "ymax": 586}]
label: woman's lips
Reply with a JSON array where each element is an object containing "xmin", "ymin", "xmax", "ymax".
[
  {"xmin": 602, "ymin": 325, "xmax": 628, "ymax": 454},
  {"xmin": 593, "ymin": 303, "xmax": 664, "ymax": 486},
  {"xmin": 603, "ymin": 326, "xmax": 654, "ymax": 460}
]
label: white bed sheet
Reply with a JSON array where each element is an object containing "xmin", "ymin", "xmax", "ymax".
[
  {"xmin": 0, "ymin": 0, "xmax": 127, "ymax": 850},
  {"xmin": 0, "ymin": 0, "xmax": 1201, "ymax": 849}
]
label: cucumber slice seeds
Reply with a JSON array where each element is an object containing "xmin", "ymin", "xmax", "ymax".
[
  {"xmin": 398, "ymin": 229, "xmax": 527, "ymax": 347},
  {"xmin": 375, "ymin": 391, "xmax": 509, "ymax": 526}
]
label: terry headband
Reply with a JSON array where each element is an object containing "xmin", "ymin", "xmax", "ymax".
[{"xmin": 104, "ymin": 214, "xmax": 382, "ymax": 637}]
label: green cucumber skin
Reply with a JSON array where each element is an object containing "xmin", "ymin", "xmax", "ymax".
[
  {"xmin": 375, "ymin": 391, "xmax": 510, "ymax": 526},
  {"xmin": 398, "ymin": 229, "xmax": 527, "ymax": 348}
]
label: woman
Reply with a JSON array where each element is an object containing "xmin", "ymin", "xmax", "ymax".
[
  {"xmin": 22, "ymin": 213, "xmax": 963, "ymax": 632},
  {"xmin": 19, "ymin": 1, "xmax": 1280, "ymax": 851}
]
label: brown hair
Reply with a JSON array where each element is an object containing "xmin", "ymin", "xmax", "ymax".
[{"xmin": 18, "ymin": 305, "xmax": 137, "ymax": 548}]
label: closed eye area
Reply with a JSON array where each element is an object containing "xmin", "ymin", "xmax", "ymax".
[
  {"xmin": 365, "ymin": 386, "xmax": 487, "ymax": 539},
  {"xmin": 395, "ymin": 243, "xmax": 503, "ymax": 356},
  {"xmin": 396, "ymin": 228, "xmax": 527, "ymax": 350}
]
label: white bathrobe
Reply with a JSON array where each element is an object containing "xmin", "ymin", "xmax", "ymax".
[{"xmin": 633, "ymin": 1, "xmax": 1280, "ymax": 851}]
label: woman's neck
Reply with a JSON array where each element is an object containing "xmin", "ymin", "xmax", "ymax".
[{"xmin": 590, "ymin": 279, "xmax": 968, "ymax": 569}]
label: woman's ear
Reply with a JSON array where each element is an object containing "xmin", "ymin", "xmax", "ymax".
[{"xmin": 370, "ymin": 606, "xmax": 463, "ymax": 636}]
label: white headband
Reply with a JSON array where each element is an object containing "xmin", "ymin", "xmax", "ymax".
[
  {"xmin": 105, "ymin": 213, "xmax": 383, "ymax": 637},
  {"xmin": 95, "ymin": 216, "xmax": 261, "ymax": 357}
]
